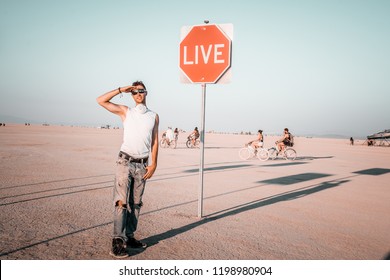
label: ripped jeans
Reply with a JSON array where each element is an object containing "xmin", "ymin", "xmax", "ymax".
[{"xmin": 113, "ymin": 156, "xmax": 147, "ymax": 241}]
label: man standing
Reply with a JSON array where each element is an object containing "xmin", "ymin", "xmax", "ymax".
[{"xmin": 97, "ymin": 81, "xmax": 159, "ymax": 258}]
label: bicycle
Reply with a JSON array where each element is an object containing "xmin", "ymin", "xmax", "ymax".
[
  {"xmin": 268, "ymin": 143, "xmax": 297, "ymax": 160},
  {"xmin": 160, "ymin": 135, "xmax": 177, "ymax": 149},
  {"xmin": 238, "ymin": 143, "xmax": 269, "ymax": 161},
  {"xmin": 186, "ymin": 136, "xmax": 200, "ymax": 148}
]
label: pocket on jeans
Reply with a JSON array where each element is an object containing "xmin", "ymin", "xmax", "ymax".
[
  {"xmin": 116, "ymin": 158, "xmax": 128, "ymax": 165},
  {"xmin": 139, "ymin": 164, "xmax": 147, "ymax": 178}
]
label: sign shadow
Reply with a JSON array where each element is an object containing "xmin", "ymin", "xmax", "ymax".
[
  {"xmin": 257, "ymin": 173, "xmax": 332, "ymax": 185},
  {"xmin": 141, "ymin": 178, "xmax": 348, "ymax": 251},
  {"xmin": 353, "ymin": 168, "xmax": 390, "ymax": 176}
]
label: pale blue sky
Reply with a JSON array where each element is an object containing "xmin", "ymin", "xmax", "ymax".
[{"xmin": 1, "ymin": 0, "xmax": 389, "ymax": 137}]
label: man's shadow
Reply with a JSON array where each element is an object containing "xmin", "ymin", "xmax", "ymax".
[{"xmin": 131, "ymin": 178, "xmax": 349, "ymax": 256}]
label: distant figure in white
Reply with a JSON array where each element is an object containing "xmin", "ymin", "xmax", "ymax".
[{"xmin": 165, "ymin": 127, "xmax": 175, "ymax": 144}]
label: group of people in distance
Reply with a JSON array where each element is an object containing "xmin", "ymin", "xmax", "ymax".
[
  {"xmin": 248, "ymin": 128, "xmax": 294, "ymax": 153},
  {"xmin": 163, "ymin": 126, "xmax": 293, "ymax": 153},
  {"xmin": 163, "ymin": 127, "xmax": 178, "ymax": 143},
  {"xmin": 163, "ymin": 126, "xmax": 200, "ymax": 147}
]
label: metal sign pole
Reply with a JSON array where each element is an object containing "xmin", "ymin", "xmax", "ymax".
[{"xmin": 198, "ymin": 83, "xmax": 206, "ymax": 218}]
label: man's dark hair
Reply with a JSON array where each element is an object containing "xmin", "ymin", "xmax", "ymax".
[{"xmin": 132, "ymin": 80, "xmax": 146, "ymax": 90}]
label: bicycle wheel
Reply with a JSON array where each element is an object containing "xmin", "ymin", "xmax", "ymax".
[
  {"xmin": 257, "ymin": 148, "xmax": 269, "ymax": 161},
  {"xmin": 186, "ymin": 139, "xmax": 192, "ymax": 148},
  {"xmin": 169, "ymin": 140, "xmax": 177, "ymax": 149},
  {"xmin": 284, "ymin": 148, "xmax": 297, "ymax": 160},
  {"xmin": 238, "ymin": 148, "xmax": 252, "ymax": 160},
  {"xmin": 268, "ymin": 147, "xmax": 278, "ymax": 160},
  {"xmin": 160, "ymin": 139, "xmax": 167, "ymax": 148},
  {"xmin": 195, "ymin": 139, "xmax": 200, "ymax": 148}
]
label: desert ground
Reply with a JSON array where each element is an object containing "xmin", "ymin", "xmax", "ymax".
[{"xmin": 0, "ymin": 124, "xmax": 389, "ymax": 260}]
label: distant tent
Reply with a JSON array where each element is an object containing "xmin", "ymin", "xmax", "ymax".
[{"xmin": 366, "ymin": 129, "xmax": 390, "ymax": 146}]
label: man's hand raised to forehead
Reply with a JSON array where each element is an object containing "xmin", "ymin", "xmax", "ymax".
[{"xmin": 120, "ymin": 85, "xmax": 140, "ymax": 93}]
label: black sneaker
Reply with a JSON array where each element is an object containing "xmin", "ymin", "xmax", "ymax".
[
  {"xmin": 126, "ymin": 237, "xmax": 147, "ymax": 249},
  {"xmin": 109, "ymin": 238, "xmax": 129, "ymax": 258}
]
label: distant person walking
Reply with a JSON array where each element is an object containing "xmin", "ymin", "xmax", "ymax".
[
  {"xmin": 350, "ymin": 137, "xmax": 354, "ymax": 145},
  {"xmin": 174, "ymin": 127, "xmax": 179, "ymax": 141},
  {"xmin": 97, "ymin": 81, "xmax": 159, "ymax": 258}
]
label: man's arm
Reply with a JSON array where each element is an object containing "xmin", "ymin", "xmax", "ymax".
[
  {"xmin": 276, "ymin": 135, "xmax": 283, "ymax": 144},
  {"xmin": 143, "ymin": 114, "xmax": 159, "ymax": 180},
  {"xmin": 96, "ymin": 86, "xmax": 135, "ymax": 121}
]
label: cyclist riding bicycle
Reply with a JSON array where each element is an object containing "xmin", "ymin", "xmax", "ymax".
[
  {"xmin": 276, "ymin": 128, "xmax": 294, "ymax": 153},
  {"xmin": 188, "ymin": 127, "xmax": 200, "ymax": 146},
  {"xmin": 248, "ymin": 129, "xmax": 264, "ymax": 150}
]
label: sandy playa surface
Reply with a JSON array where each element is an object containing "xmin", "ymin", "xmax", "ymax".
[{"xmin": 0, "ymin": 124, "xmax": 389, "ymax": 260}]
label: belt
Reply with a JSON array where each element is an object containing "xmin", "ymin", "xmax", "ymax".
[{"xmin": 118, "ymin": 151, "xmax": 148, "ymax": 164}]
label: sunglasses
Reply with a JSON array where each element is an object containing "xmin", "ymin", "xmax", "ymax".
[{"xmin": 131, "ymin": 89, "xmax": 147, "ymax": 95}]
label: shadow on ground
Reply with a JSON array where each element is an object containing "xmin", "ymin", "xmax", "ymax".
[{"xmin": 141, "ymin": 178, "xmax": 349, "ymax": 255}]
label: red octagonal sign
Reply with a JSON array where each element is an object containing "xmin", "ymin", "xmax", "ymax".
[{"xmin": 179, "ymin": 24, "xmax": 232, "ymax": 84}]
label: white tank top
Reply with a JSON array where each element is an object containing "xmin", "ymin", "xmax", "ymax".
[{"xmin": 120, "ymin": 105, "xmax": 157, "ymax": 158}]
